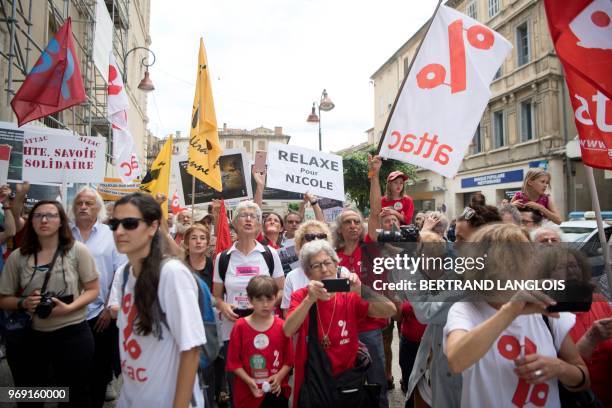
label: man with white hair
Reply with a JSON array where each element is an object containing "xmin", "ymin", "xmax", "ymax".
[
  {"xmin": 70, "ymin": 187, "xmax": 127, "ymax": 406},
  {"xmin": 173, "ymin": 209, "xmax": 192, "ymax": 245},
  {"xmin": 530, "ymin": 224, "xmax": 563, "ymax": 243}
]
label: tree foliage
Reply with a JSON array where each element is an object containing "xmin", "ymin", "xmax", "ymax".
[{"xmin": 342, "ymin": 146, "xmax": 417, "ymax": 212}]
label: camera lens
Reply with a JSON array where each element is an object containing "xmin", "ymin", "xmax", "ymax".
[{"xmin": 34, "ymin": 295, "xmax": 55, "ymax": 319}]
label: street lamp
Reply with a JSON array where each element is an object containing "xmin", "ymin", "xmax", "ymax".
[
  {"xmin": 306, "ymin": 89, "xmax": 335, "ymax": 151},
  {"xmin": 123, "ymin": 47, "xmax": 156, "ymax": 92}
]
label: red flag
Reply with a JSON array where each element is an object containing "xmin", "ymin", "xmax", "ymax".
[
  {"xmin": 170, "ymin": 190, "xmax": 185, "ymax": 215},
  {"xmin": 214, "ymin": 200, "xmax": 232, "ymax": 255},
  {"xmin": 10, "ymin": 17, "xmax": 86, "ymax": 127},
  {"xmin": 544, "ymin": 0, "xmax": 612, "ymax": 170}
]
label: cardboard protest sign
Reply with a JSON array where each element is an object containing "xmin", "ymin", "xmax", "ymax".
[
  {"xmin": 0, "ymin": 145, "xmax": 12, "ymax": 185},
  {"xmin": 318, "ymin": 197, "xmax": 344, "ymax": 223},
  {"xmin": 175, "ymin": 149, "xmax": 252, "ymax": 205},
  {"xmin": 0, "ymin": 122, "xmax": 106, "ymax": 183},
  {"xmin": 266, "ymin": 143, "xmax": 345, "ymax": 201},
  {"xmin": 97, "ymin": 177, "xmax": 140, "ymax": 201}
]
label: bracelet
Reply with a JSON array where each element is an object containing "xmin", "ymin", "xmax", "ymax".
[
  {"xmin": 565, "ymin": 364, "xmax": 586, "ymax": 389},
  {"xmin": 310, "ymin": 200, "xmax": 318, "ymax": 206}
]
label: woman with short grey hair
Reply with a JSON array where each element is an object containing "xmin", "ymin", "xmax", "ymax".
[
  {"xmin": 231, "ymin": 200, "xmax": 262, "ymax": 224},
  {"xmin": 284, "ymin": 239, "xmax": 396, "ymax": 407}
]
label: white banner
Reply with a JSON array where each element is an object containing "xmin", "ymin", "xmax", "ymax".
[
  {"xmin": 0, "ymin": 145, "xmax": 11, "ymax": 185},
  {"xmin": 94, "ymin": 0, "xmax": 113, "ymax": 83},
  {"xmin": 266, "ymin": 143, "xmax": 345, "ymax": 201},
  {"xmin": 379, "ymin": 5, "xmax": 512, "ymax": 178},
  {"xmin": 0, "ymin": 122, "xmax": 107, "ymax": 184}
]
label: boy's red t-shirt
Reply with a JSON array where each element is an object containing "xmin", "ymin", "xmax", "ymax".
[
  {"xmin": 381, "ymin": 196, "xmax": 414, "ymax": 225},
  {"xmin": 289, "ymin": 287, "xmax": 369, "ymax": 408},
  {"xmin": 226, "ymin": 315, "xmax": 293, "ymax": 408},
  {"xmin": 400, "ymin": 301, "xmax": 427, "ymax": 343}
]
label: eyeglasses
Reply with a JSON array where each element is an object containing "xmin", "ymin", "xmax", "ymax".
[
  {"xmin": 461, "ymin": 207, "xmax": 476, "ymax": 221},
  {"xmin": 342, "ymin": 218, "xmax": 361, "ymax": 225},
  {"xmin": 310, "ymin": 259, "xmax": 335, "ymax": 271},
  {"xmin": 237, "ymin": 213, "xmax": 257, "ymax": 220},
  {"xmin": 108, "ymin": 217, "xmax": 144, "ymax": 231},
  {"xmin": 32, "ymin": 212, "xmax": 60, "ymax": 221},
  {"xmin": 75, "ymin": 200, "xmax": 96, "ymax": 207},
  {"xmin": 304, "ymin": 233, "xmax": 327, "ymax": 242}
]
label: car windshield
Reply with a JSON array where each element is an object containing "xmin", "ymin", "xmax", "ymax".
[{"xmin": 560, "ymin": 227, "xmax": 593, "ymax": 243}]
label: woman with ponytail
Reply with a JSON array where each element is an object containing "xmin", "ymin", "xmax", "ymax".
[{"xmin": 110, "ymin": 192, "xmax": 205, "ymax": 407}]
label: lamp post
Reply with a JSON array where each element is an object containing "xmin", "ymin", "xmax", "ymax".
[
  {"xmin": 306, "ymin": 89, "xmax": 335, "ymax": 151},
  {"xmin": 122, "ymin": 47, "xmax": 156, "ymax": 91}
]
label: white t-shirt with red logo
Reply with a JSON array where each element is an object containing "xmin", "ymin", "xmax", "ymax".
[
  {"xmin": 117, "ymin": 259, "xmax": 206, "ymax": 408},
  {"xmin": 213, "ymin": 242, "xmax": 284, "ymax": 341},
  {"xmin": 443, "ymin": 302, "xmax": 575, "ymax": 408}
]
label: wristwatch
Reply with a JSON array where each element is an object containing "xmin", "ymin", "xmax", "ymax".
[{"xmin": 310, "ymin": 200, "xmax": 319, "ymax": 206}]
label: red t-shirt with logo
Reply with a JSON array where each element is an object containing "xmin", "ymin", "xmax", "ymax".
[
  {"xmin": 569, "ymin": 296, "xmax": 612, "ymax": 408},
  {"xmin": 381, "ymin": 196, "xmax": 414, "ymax": 225},
  {"xmin": 400, "ymin": 301, "xmax": 427, "ymax": 343},
  {"xmin": 289, "ymin": 287, "xmax": 369, "ymax": 408},
  {"xmin": 337, "ymin": 243, "xmax": 388, "ymax": 332},
  {"xmin": 226, "ymin": 316, "xmax": 293, "ymax": 408}
]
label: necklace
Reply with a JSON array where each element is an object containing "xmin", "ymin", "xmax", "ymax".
[{"xmin": 316, "ymin": 294, "xmax": 338, "ymax": 349}]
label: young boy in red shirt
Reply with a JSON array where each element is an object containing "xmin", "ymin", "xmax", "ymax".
[{"xmin": 226, "ymin": 276, "xmax": 293, "ymax": 408}]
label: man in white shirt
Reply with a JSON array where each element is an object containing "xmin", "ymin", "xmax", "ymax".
[{"xmin": 70, "ymin": 187, "xmax": 127, "ymax": 407}]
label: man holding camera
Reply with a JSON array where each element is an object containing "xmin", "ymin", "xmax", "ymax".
[{"xmin": 70, "ymin": 187, "xmax": 126, "ymax": 407}]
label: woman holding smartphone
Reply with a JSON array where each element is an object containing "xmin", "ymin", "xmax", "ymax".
[
  {"xmin": 0, "ymin": 200, "xmax": 99, "ymax": 408},
  {"xmin": 110, "ymin": 192, "xmax": 205, "ymax": 407}
]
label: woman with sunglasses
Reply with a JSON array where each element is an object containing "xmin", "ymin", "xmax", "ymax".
[
  {"xmin": 0, "ymin": 200, "xmax": 100, "ymax": 407},
  {"xmin": 280, "ymin": 220, "xmax": 352, "ymax": 316},
  {"xmin": 284, "ymin": 240, "xmax": 396, "ymax": 407},
  {"xmin": 109, "ymin": 192, "xmax": 205, "ymax": 407}
]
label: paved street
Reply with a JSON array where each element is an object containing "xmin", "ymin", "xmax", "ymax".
[{"xmin": 0, "ymin": 329, "xmax": 407, "ymax": 408}]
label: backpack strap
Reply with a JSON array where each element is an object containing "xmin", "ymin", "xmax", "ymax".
[
  {"xmin": 261, "ymin": 245, "xmax": 274, "ymax": 276},
  {"xmin": 218, "ymin": 250, "xmax": 230, "ymax": 283}
]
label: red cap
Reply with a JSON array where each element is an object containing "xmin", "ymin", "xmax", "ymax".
[{"xmin": 387, "ymin": 171, "xmax": 409, "ymax": 183}]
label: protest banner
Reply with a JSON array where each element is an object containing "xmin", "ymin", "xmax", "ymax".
[
  {"xmin": 266, "ymin": 143, "xmax": 345, "ymax": 202},
  {"xmin": 175, "ymin": 149, "xmax": 251, "ymax": 205},
  {"xmin": 0, "ymin": 145, "xmax": 12, "ymax": 185},
  {"xmin": 376, "ymin": 5, "xmax": 511, "ymax": 178},
  {"xmin": 97, "ymin": 177, "xmax": 140, "ymax": 201},
  {"xmin": 318, "ymin": 197, "xmax": 344, "ymax": 223},
  {"xmin": 0, "ymin": 121, "xmax": 106, "ymax": 183}
]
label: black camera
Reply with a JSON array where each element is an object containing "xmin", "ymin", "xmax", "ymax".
[
  {"xmin": 35, "ymin": 293, "xmax": 74, "ymax": 319},
  {"xmin": 377, "ymin": 224, "xmax": 420, "ymax": 243}
]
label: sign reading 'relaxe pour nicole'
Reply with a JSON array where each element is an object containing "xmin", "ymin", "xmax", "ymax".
[{"xmin": 266, "ymin": 142, "xmax": 345, "ymax": 201}]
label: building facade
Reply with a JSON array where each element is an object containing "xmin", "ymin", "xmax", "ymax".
[
  {"xmin": 371, "ymin": 0, "xmax": 611, "ymax": 220},
  {"xmin": 0, "ymin": 0, "xmax": 154, "ymax": 177}
]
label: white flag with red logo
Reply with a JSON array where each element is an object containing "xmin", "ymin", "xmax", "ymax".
[
  {"xmin": 108, "ymin": 53, "xmax": 141, "ymax": 182},
  {"xmin": 379, "ymin": 5, "xmax": 511, "ymax": 178},
  {"xmin": 544, "ymin": 0, "xmax": 611, "ymax": 170}
]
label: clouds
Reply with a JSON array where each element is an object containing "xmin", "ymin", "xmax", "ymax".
[{"xmin": 149, "ymin": 0, "xmax": 438, "ymax": 152}]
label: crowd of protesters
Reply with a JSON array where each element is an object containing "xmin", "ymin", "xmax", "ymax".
[{"xmin": 0, "ymin": 154, "xmax": 609, "ymax": 408}]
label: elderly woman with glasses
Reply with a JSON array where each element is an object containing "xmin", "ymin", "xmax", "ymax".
[
  {"xmin": 284, "ymin": 240, "xmax": 396, "ymax": 407},
  {"xmin": 280, "ymin": 220, "xmax": 352, "ymax": 315}
]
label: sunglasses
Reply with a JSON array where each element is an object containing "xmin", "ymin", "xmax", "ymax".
[
  {"xmin": 304, "ymin": 233, "xmax": 327, "ymax": 242},
  {"xmin": 108, "ymin": 217, "xmax": 144, "ymax": 231}
]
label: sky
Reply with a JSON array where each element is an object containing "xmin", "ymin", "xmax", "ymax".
[{"xmin": 148, "ymin": 0, "xmax": 439, "ymax": 153}]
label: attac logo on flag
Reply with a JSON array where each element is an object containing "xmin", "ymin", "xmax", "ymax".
[
  {"xmin": 544, "ymin": 0, "xmax": 611, "ymax": 170},
  {"xmin": 379, "ymin": 5, "xmax": 511, "ymax": 178},
  {"xmin": 187, "ymin": 38, "xmax": 223, "ymax": 191},
  {"xmin": 11, "ymin": 17, "xmax": 86, "ymax": 127},
  {"xmin": 108, "ymin": 53, "xmax": 141, "ymax": 182}
]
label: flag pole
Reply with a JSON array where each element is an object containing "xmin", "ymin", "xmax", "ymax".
[
  {"xmin": 191, "ymin": 174, "xmax": 196, "ymax": 221},
  {"xmin": 584, "ymin": 164, "xmax": 611, "ymax": 291},
  {"xmin": 374, "ymin": 0, "xmax": 443, "ymax": 155}
]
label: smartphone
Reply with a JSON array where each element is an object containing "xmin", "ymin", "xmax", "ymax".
[
  {"xmin": 546, "ymin": 280, "xmax": 593, "ymax": 313},
  {"xmin": 253, "ymin": 151, "xmax": 267, "ymax": 173},
  {"xmin": 322, "ymin": 278, "xmax": 350, "ymax": 293},
  {"xmin": 234, "ymin": 308, "xmax": 254, "ymax": 318}
]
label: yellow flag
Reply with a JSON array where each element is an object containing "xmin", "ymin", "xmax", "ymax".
[
  {"xmin": 140, "ymin": 136, "xmax": 173, "ymax": 219},
  {"xmin": 187, "ymin": 38, "xmax": 222, "ymax": 191}
]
